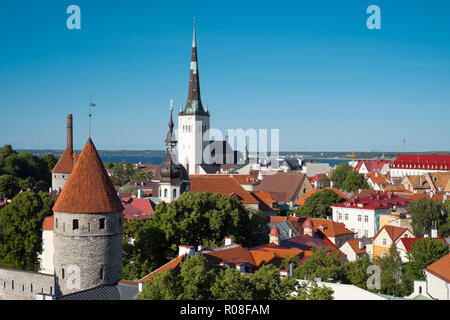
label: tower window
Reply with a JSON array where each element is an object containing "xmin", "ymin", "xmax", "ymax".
[
  {"xmin": 73, "ymin": 219, "xmax": 79, "ymax": 230},
  {"xmin": 100, "ymin": 268, "xmax": 104, "ymax": 280},
  {"xmin": 62, "ymin": 268, "xmax": 65, "ymax": 279},
  {"xmin": 31, "ymin": 283, "xmax": 33, "ymax": 292},
  {"xmin": 55, "ymin": 218, "xmax": 58, "ymax": 229},
  {"xmin": 99, "ymin": 218, "xmax": 105, "ymax": 229},
  {"xmin": 12, "ymin": 280, "xmax": 14, "ymax": 290}
]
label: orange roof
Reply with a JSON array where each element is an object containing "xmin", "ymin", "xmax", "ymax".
[
  {"xmin": 42, "ymin": 215, "xmax": 54, "ymax": 231},
  {"xmin": 372, "ymin": 225, "xmax": 411, "ymax": 242},
  {"xmin": 425, "ymin": 253, "xmax": 450, "ymax": 283},
  {"xmin": 231, "ymin": 174, "xmax": 260, "ymax": 185},
  {"xmin": 268, "ymin": 215, "xmax": 303, "ymax": 223},
  {"xmin": 53, "ymin": 138, "xmax": 124, "ymax": 213},
  {"xmin": 409, "ymin": 193, "xmax": 445, "ymax": 202},
  {"xmin": 138, "ymin": 254, "xmax": 186, "ymax": 282},
  {"xmin": 250, "ymin": 191, "xmax": 277, "ymax": 211},
  {"xmin": 249, "ymin": 250, "xmax": 277, "ymax": 266},
  {"xmin": 189, "ymin": 176, "xmax": 258, "ymax": 204},
  {"xmin": 52, "ymin": 148, "xmax": 75, "ymax": 173},
  {"xmin": 346, "ymin": 239, "xmax": 366, "ymax": 255},
  {"xmin": 303, "ymin": 218, "xmax": 354, "ymax": 238},
  {"xmin": 296, "ymin": 187, "xmax": 348, "ymax": 206}
]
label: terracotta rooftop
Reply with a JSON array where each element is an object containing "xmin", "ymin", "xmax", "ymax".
[
  {"xmin": 42, "ymin": 215, "xmax": 54, "ymax": 231},
  {"xmin": 189, "ymin": 175, "xmax": 258, "ymax": 204},
  {"xmin": 332, "ymin": 192, "xmax": 410, "ymax": 210},
  {"xmin": 372, "ymin": 225, "xmax": 412, "ymax": 242},
  {"xmin": 53, "ymin": 138, "xmax": 124, "ymax": 213},
  {"xmin": 250, "ymin": 191, "xmax": 277, "ymax": 212},
  {"xmin": 424, "ymin": 253, "xmax": 450, "ymax": 283},
  {"xmin": 354, "ymin": 160, "xmax": 392, "ymax": 173},
  {"xmin": 346, "ymin": 239, "xmax": 367, "ymax": 255},
  {"xmin": 138, "ymin": 254, "xmax": 186, "ymax": 282},
  {"xmin": 303, "ymin": 218, "xmax": 354, "ymax": 238},
  {"xmin": 52, "ymin": 148, "xmax": 76, "ymax": 173}
]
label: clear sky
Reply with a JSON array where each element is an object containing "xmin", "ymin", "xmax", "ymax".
[{"xmin": 0, "ymin": 0, "xmax": 449, "ymax": 152}]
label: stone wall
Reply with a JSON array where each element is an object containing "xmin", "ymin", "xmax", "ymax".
[
  {"xmin": 0, "ymin": 267, "xmax": 55, "ymax": 300},
  {"xmin": 53, "ymin": 211, "xmax": 122, "ymax": 295},
  {"xmin": 52, "ymin": 173, "xmax": 69, "ymax": 192}
]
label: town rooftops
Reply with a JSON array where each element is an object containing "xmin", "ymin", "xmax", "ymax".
[
  {"xmin": 392, "ymin": 154, "xmax": 450, "ymax": 170},
  {"xmin": 354, "ymin": 160, "xmax": 392, "ymax": 173},
  {"xmin": 424, "ymin": 253, "xmax": 450, "ymax": 283},
  {"xmin": 189, "ymin": 175, "xmax": 258, "ymax": 205},
  {"xmin": 345, "ymin": 239, "xmax": 367, "ymax": 255},
  {"xmin": 122, "ymin": 197, "xmax": 155, "ymax": 221},
  {"xmin": 53, "ymin": 138, "xmax": 124, "ymax": 213},
  {"xmin": 331, "ymin": 192, "xmax": 410, "ymax": 210},
  {"xmin": 52, "ymin": 148, "xmax": 76, "ymax": 173}
]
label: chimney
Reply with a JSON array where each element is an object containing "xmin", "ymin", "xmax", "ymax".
[
  {"xmin": 314, "ymin": 180, "xmax": 319, "ymax": 189},
  {"xmin": 269, "ymin": 226, "xmax": 280, "ymax": 246},
  {"xmin": 67, "ymin": 114, "xmax": 73, "ymax": 155},
  {"xmin": 178, "ymin": 245, "xmax": 195, "ymax": 257},
  {"xmin": 137, "ymin": 189, "xmax": 143, "ymax": 198},
  {"xmin": 224, "ymin": 237, "xmax": 233, "ymax": 246}
]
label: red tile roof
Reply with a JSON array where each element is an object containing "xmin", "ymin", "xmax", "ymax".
[
  {"xmin": 425, "ymin": 253, "xmax": 450, "ymax": 283},
  {"xmin": 42, "ymin": 215, "xmax": 54, "ymax": 231},
  {"xmin": 409, "ymin": 193, "xmax": 445, "ymax": 202},
  {"xmin": 138, "ymin": 254, "xmax": 187, "ymax": 282},
  {"xmin": 332, "ymin": 192, "xmax": 410, "ymax": 210},
  {"xmin": 250, "ymin": 191, "xmax": 277, "ymax": 211},
  {"xmin": 303, "ymin": 218, "xmax": 354, "ymax": 238},
  {"xmin": 53, "ymin": 138, "xmax": 124, "ymax": 213},
  {"xmin": 121, "ymin": 197, "xmax": 155, "ymax": 221},
  {"xmin": 52, "ymin": 148, "xmax": 76, "ymax": 173},
  {"xmin": 230, "ymin": 174, "xmax": 260, "ymax": 185},
  {"xmin": 346, "ymin": 239, "xmax": 367, "ymax": 255},
  {"xmin": 189, "ymin": 175, "xmax": 258, "ymax": 204},
  {"xmin": 354, "ymin": 160, "xmax": 392, "ymax": 173},
  {"xmin": 399, "ymin": 237, "xmax": 447, "ymax": 252},
  {"xmin": 372, "ymin": 225, "xmax": 412, "ymax": 242},
  {"xmin": 392, "ymin": 154, "xmax": 450, "ymax": 170}
]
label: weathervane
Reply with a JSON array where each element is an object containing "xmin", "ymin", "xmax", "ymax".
[{"xmin": 89, "ymin": 94, "xmax": 96, "ymax": 138}]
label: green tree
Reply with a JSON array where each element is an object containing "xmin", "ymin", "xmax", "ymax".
[
  {"xmin": 41, "ymin": 154, "xmax": 58, "ymax": 172},
  {"xmin": 406, "ymin": 238, "xmax": 449, "ymax": 281},
  {"xmin": 409, "ymin": 198, "xmax": 449, "ymax": 237},
  {"xmin": 178, "ymin": 255, "xmax": 219, "ymax": 300},
  {"xmin": 319, "ymin": 174, "xmax": 331, "ymax": 188},
  {"xmin": 374, "ymin": 244, "xmax": 411, "ymax": 296},
  {"xmin": 138, "ymin": 269, "xmax": 182, "ymax": 300},
  {"xmin": 250, "ymin": 264, "xmax": 297, "ymax": 300},
  {"xmin": 343, "ymin": 257, "xmax": 371, "ymax": 289},
  {"xmin": 290, "ymin": 280, "xmax": 334, "ymax": 300},
  {"xmin": 151, "ymin": 192, "xmax": 268, "ymax": 257},
  {"xmin": 0, "ymin": 174, "xmax": 20, "ymax": 199},
  {"xmin": 330, "ymin": 163, "xmax": 353, "ymax": 190},
  {"xmin": 211, "ymin": 267, "xmax": 255, "ymax": 300},
  {"xmin": 293, "ymin": 247, "xmax": 345, "ymax": 282},
  {"xmin": 341, "ymin": 171, "xmax": 370, "ymax": 192},
  {"xmin": 299, "ymin": 189, "xmax": 345, "ymax": 218},
  {"xmin": 0, "ymin": 191, "xmax": 53, "ymax": 270},
  {"xmin": 132, "ymin": 170, "xmax": 153, "ymax": 181}
]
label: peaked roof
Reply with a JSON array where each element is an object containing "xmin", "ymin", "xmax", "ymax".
[
  {"xmin": 303, "ymin": 218, "xmax": 355, "ymax": 238},
  {"xmin": 372, "ymin": 225, "xmax": 412, "ymax": 242},
  {"xmin": 255, "ymin": 172, "xmax": 308, "ymax": 203},
  {"xmin": 42, "ymin": 215, "xmax": 54, "ymax": 231},
  {"xmin": 53, "ymin": 138, "xmax": 124, "ymax": 213},
  {"xmin": 424, "ymin": 253, "xmax": 450, "ymax": 283},
  {"xmin": 345, "ymin": 239, "xmax": 367, "ymax": 255},
  {"xmin": 52, "ymin": 148, "xmax": 76, "ymax": 173}
]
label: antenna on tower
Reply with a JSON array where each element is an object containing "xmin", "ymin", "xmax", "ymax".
[
  {"xmin": 402, "ymin": 138, "xmax": 406, "ymax": 153},
  {"xmin": 89, "ymin": 94, "xmax": 96, "ymax": 138}
]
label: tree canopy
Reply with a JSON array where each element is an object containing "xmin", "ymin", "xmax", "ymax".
[
  {"xmin": 293, "ymin": 247, "xmax": 345, "ymax": 282},
  {"xmin": 341, "ymin": 171, "xmax": 370, "ymax": 192},
  {"xmin": 0, "ymin": 191, "xmax": 54, "ymax": 270},
  {"xmin": 405, "ymin": 238, "xmax": 449, "ymax": 281},
  {"xmin": 299, "ymin": 189, "xmax": 346, "ymax": 218},
  {"xmin": 330, "ymin": 163, "xmax": 353, "ymax": 190},
  {"xmin": 409, "ymin": 198, "xmax": 449, "ymax": 237}
]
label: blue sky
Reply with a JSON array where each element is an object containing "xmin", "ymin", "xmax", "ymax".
[{"xmin": 0, "ymin": 0, "xmax": 449, "ymax": 152}]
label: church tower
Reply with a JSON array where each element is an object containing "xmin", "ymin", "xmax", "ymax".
[
  {"xmin": 52, "ymin": 138, "xmax": 123, "ymax": 296},
  {"xmin": 178, "ymin": 19, "xmax": 210, "ymax": 175},
  {"xmin": 159, "ymin": 101, "xmax": 190, "ymax": 202}
]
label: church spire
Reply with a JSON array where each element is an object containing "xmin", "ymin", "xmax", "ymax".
[
  {"xmin": 165, "ymin": 99, "xmax": 177, "ymax": 153},
  {"xmin": 182, "ymin": 18, "xmax": 208, "ymax": 115}
]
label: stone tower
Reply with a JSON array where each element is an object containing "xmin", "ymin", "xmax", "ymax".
[
  {"xmin": 52, "ymin": 114, "xmax": 78, "ymax": 191},
  {"xmin": 178, "ymin": 19, "xmax": 210, "ymax": 175},
  {"xmin": 52, "ymin": 138, "xmax": 123, "ymax": 296},
  {"xmin": 159, "ymin": 101, "xmax": 190, "ymax": 202}
]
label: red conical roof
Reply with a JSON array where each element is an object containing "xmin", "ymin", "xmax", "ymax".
[
  {"xmin": 269, "ymin": 226, "xmax": 280, "ymax": 236},
  {"xmin": 53, "ymin": 138, "xmax": 123, "ymax": 213},
  {"xmin": 52, "ymin": 148, "xmax": 75, "ymax": 173}
]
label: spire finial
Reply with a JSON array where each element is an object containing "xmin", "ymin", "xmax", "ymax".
[
  {"xmin": 89, "ymin": 94, "xmax": 96, "ymax": 138},
  {"xmin": 192, "ymin": 17, "xmax": 196, "ymax": 48}
]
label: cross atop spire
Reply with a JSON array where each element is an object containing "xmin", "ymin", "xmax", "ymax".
[
  {"xmin": 165, "ymin": 98, "xmax": 177, "ymax": 153},
  {"xmin": 181, "ymin": 18, "xmax": 208, "ymax": 116}
]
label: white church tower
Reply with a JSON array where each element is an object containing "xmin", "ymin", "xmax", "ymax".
[{"xmin": 178, "ymin": 19, "xmax": 210, "ymax": 175}]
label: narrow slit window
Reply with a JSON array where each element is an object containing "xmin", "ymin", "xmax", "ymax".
[
  {"xmin": 99, "ymin": 218, "xmax": 105, "ymax": 230},
  {"xmin": 73, "ymin": 219, "xmax": 79, "ymax": 230}
]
